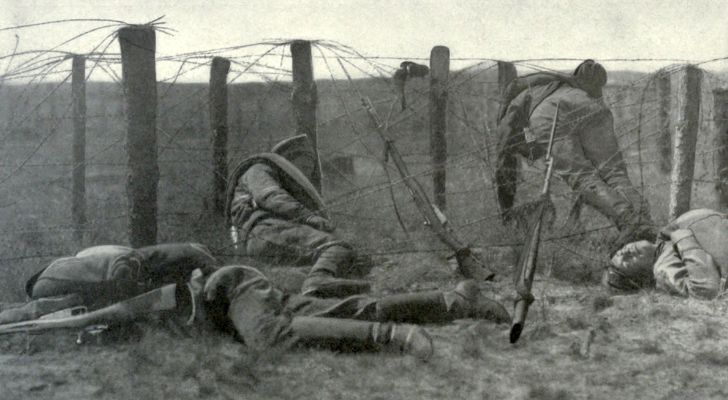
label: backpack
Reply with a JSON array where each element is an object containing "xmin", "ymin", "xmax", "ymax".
[{"xmin": 25, "ymin": 243, "xmax": 219, "ymax": 308}]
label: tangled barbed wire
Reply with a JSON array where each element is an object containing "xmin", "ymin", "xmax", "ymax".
[{"xmin": 0, "ymin": 17, "xmax": 726, "ymax": 280}]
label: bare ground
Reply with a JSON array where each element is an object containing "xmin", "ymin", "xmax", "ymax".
[{"xmin": 2, "ymin": 254, "xmax": 728, "ymax": 400}]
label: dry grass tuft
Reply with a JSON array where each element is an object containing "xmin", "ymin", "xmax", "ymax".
[
  {"xmin": 528, "ymin": 385, "xmax": 573, "ymax": 400},
  {"xmin": 591, "ymin": 295, "xmax": 614, "ymax": 312},
  {"xmin": 696, "ymin": 350, "xmax": 728, "ymax": 366}
]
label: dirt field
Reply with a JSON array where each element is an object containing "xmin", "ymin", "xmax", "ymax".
[
  {"xmin": 3, "ymin": 253, "xmax": 728, "ymax": 400},
  {"xmin": 3, "ymin": 69, "xmax": 728, "ymax": 399}
]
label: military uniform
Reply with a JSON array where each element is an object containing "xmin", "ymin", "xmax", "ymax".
[
  {"xmin": 0, "ymin": 243, "xmax": 218, "ymax": 325},
  {"xmin": 652, "ymin": 209, "xmax": 728, "ymax": 299},
  {"xmin": 201, "ymin": 265, "xmax": 511, "ymax": 360},
  {"xmin": 226, "ymin": 136, "xmax": 370, "ymax": 298},
  {"xmin": 496, "ymin": 61, "xmax": 654, "ymax": 243}
]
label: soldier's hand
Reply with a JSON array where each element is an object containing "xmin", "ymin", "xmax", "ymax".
[{"xmin": 304, "ymin": 215, "xmax": 334, "ymax": 232}]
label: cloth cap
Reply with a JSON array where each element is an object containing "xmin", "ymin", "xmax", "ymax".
[{"xmin": 573, "ymin": 60, "xmax": 607, "ymax": 97}]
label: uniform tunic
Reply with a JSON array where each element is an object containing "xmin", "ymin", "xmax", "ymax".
[{"xmin": 653, "ymin": 209, "xmax": 728, "ymax": 299}]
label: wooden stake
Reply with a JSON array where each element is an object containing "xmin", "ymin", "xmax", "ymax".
[
  {"xmin": 290, "ymin": 40, "xmax": 322, "ymax": 191},
  {"xmin": 430, "ymin": 45, "xmax": 449, "ymax": 210},
  {"xmin": 209, "ymin": 56, "xmax": 231, "ymax": 215},
  {"xmin": 119, "ymin": 26, "xmax": 159, "ymax": 247},
  {"xmin": 668, "ymin": 65, "xmax": 701, "ymax": 219},
  {"xmin": 71, "ymin": 55, "xmax": 86, "ymax": 244},
  {"xmin": 657, "ymin": 73, "xmax": 672, "ymax": 174},
  {"xmin": 497, "ymin": 61, "xmax": 517, "ymax": 96},
  {"xmin": 713, "ymin": 88, "xmax": 728, "ymax": 208}
]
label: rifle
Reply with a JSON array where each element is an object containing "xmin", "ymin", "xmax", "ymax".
[
  {"xmin": 0, "ymin": 284, "xmax": 179, "ymax": 336},
  {"xmin": 337, "ymin": 59, "xmax": 495, "ymax": 281},
  {"xmin": 510, "ymin": 103, "xmax": 560, "ymax": 344}
]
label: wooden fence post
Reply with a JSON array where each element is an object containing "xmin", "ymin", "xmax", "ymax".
[
  {"xmin": 71, "ymin": 55, "xmax": 86, "ymax": 244},
  {"xmin": 497, "ymin": 61, "xmax": 517, "ymax": 97},
  {"xmin": 668, "ymin": 65, "xmax": 702, "ymax": 219},
  {"xmin": 290, "ymin": 40, "xmax": 322, "ymax": 191},
  {"xmin": 713, "ymin": 88, "xmax": 728, "ymax": 208},
  {"xmin": 209, "ymin": 56, "xmax": 230, "ymax": 215},
  {"xmin": 430, "ymin": 45, "xmax": 449, "ymax": 210},
  {"xmin": 493, "ymin": 61, "xmax": 517, "ymax": 160},
  {"xmin": 118, "ymin": 26, "xmax": 159, "ymax": 247},
  {"xmin": 656, "ymin": 72, "xmax": 672, "ymax": 174}
]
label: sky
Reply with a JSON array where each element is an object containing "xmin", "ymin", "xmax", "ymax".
[{"xmin": 2, "ymin": 0, "xmax": 728, "ymax": 81}]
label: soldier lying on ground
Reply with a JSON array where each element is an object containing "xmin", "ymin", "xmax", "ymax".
[
  {"xmin": 603, "ymin": 208, "xmax": 728, "ymax": 300},
  {"xmin": 0, "ymin": 243, "xmax": 219, "ymax": 325},
  {"xmin": 0, "ymin": 244, "xmax": 510, "ymax": 361},
  {"xmin": 226, "ymin": 134, "xmax": 370, "ymax": 298},
  {"xmin": 198, "ymin": 264, "xmax": 511, "ymax": 360},
  {"xmin": 495, "ymin": 60, "xmax": 654, "ymax": 248}
]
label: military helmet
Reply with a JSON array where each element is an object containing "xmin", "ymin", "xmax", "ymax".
[{"xmin": 573, "ymin": 59, "xmax": 607, "ymax": 97}]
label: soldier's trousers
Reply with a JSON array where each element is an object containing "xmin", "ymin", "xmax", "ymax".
[
  {"xmin": 245, "ymin": 218, "xmax": 356, "ymax": 278},
  {"xmin": 226, "ymin": 273, "xmax": 460, "ymax": 351}
]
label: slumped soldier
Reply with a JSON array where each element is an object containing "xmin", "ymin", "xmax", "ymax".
[
  {"xmin": 2, "ymin": 244, "xmax": 510, "ymax": 361},
  {"xmin": 496, "ymin": 60, "xmax": 654, "ymax": 246},
  {"xmin": 603, "ymin": 208, "xmax": 728, "ymax": 300},
  {"xmin": 201, "ymin": 265, "xmax": 511, "ymax": 361},
  {"xmin": 226, "ymin": 135, "xmax": 370, "ymax": 298}
]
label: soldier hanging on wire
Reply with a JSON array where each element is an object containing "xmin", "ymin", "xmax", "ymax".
[{"xmin": 495, "ymin": 60, "xmax": 655, "ymax": 248}]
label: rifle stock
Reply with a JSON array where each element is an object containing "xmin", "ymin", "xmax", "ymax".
[
  {"xmin": 0, "ymin": 284, "xmax": 178, "ymax": 335},
  {"xmin": 509, "ymin": 103, "xmax": 560, "ymax": 343}
]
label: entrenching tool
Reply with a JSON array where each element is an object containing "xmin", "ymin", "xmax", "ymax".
[
  {"xmin": 0, "ymin": 284, "xmax": 179, "ymax": 336},
  {"xmin": 510, "ymin": 103, "xmax": 560, "ymax": 344},
  {"xmin": 337, "ymin": 59, "xmax": 495, "ymax": 281}
]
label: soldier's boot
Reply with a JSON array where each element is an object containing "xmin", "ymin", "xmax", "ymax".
[
  {"xmin": 374, "ymin": 280, "xmax": 510, "ymax": 324},
  {"xmin": 301, "ymin": 245, "xmax": 371, "ymax": 298},
  {"xmin": 290, "ymin": 316, "xmax": 434, "ymax": 361}
]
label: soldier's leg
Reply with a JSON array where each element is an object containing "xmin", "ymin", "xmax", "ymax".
[
  {"xmin": 372, "ymin": 280, "xmax": 510, "ymax": 324},
  {"xmin": 220, "ymin": 269, "xmax": 431, "ymax": 359},
  {"xmin": 285, "ymin": 281, "xmax": 510, "ymax": 324},
  {"xmin": 548, "ymin": 135, "xmax": 652, "ymax": 239},
  {"xmin": 246, "ymin": 219, "xmax": 370, "ymax": 298},
  {"xmin": 301, "ymin": 242, "xmax": 370, "ymax": 298},
  {"xmin": 289, "ymin": 316, "xmax": 433, "ymax": 361}
]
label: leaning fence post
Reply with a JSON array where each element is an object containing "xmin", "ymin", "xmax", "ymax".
[
  {"xmin": 209, "ymin": 56, "xmax": 231, "ymax": 215},
  {"xmin": 713, "ymin": 88, "xmax": 728, "ymax": 209},
  {"xmin": 493, "ymin": 61, "xmax": 517, "ymax": 159},
  {"xmin": 118, "ymin": 26, "xmax": 159, "ymax": 247},
  {"xmin": 668, "ymin": 65, "xmax": 702, "ymax": 219},
  {"xmin": 290, "ymin": 40, "xmax": 322, "ymax": 191},
  {"xmin": 71, "ymin": 54, "xmax": 86, "ymax": 244},
  {"xmin": 497, "ymin": 61, "xmax": 517, "ymax": 97},
  {"xmin": 657, "ymin": 72, "xmax": 672, "ymax": 174},
  {"xmin": 430, "ymin": 45, "xmax": 449, "ymax": 210}
]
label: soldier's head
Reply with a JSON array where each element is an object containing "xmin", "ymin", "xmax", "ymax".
[
  {"xmin": 271, "ymin": 134, "xmax": 317, "ymax": 179},
  {"xmin": 573, "ymin": 59, "xmax": 607, "ymax": 98},
  {"xmin": 602, "ymin": 240, "xmax": 658, "ymax": 292}
]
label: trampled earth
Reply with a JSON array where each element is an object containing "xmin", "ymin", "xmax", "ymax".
[{"xmin": 2, "ymin": 257, "xmax": 728, "ymax": 400}]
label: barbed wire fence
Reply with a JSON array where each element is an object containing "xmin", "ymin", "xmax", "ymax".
[{"xmin": 1, "ymin": 18, "xmax": 727, "ymax": 300}]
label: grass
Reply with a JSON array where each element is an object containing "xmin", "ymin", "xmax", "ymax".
[{"xmin": 2, "ymin": 72, "xmax": 728, "ymax": 399}]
